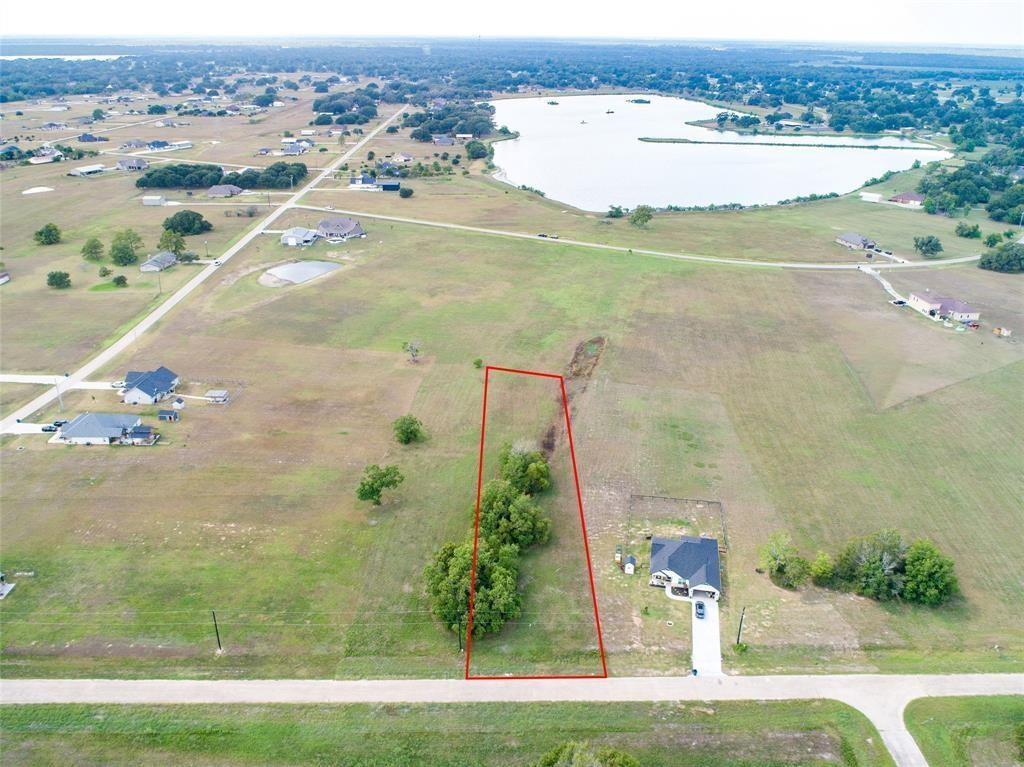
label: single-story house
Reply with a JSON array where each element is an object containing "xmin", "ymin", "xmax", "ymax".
[
  {"xmin": 120, "ymin": 139, "xmax": 147, "ymax": 150},
  {"xmin": 140, "ymin": 251, "xmax": 178, "ymax": 273},
  {"xmin": 69, "ymin": 163, "xmax": 106, "ymax": 177},
  {"xmin": 123, "ymin": 366, "xmax": 180, "ymax": 405},
  {"xmin": 167, "ymin": 140, "xmax": 192, "ymax": 151},
  {"xmin": 393, "ymin": 152, "xmax": 414, "ymax": 164},
  {"xmin": 78, "ymin": 133, "xmax": 108, "ymax": 143},
  {"xmin": 142, "ymin": 195, "xmax": 166, "ymax": 206},
  {"xmin": 649, "ymin": 535, "xmax": 722, "ymax": 600},
  {"xmin": 280, "ymin": 227, "xmax": 319, "ymax": 247},
  {"xmin": 208, "ymin": 184, "xmax": 243, "ymax": 198},
  {"xmin": 889, "ymin": 192, "xmax": 925, "ymax": 207},
  {"xmin": 57, "ymin": 412, "xmax": 150, "ymax": 446},
  {"xmin": 205, "ymin": 389, "xmax": 230, "ymax": 404},
  {"xmin": 28, "ymin": 153, "xmax": 61, "ymax": 165},
  {"xmin": 431, "ymin": 134, "xmax": 455, "ymax": 146},
  {"xmin": 835, "ymin": 232, "xmax": 876, "ymax": 250},
  {"xmin": 117, "ymin": 157, "xmax": 149, "ymax": 171},
  {"xmin": 281, "ymin": 144, "xmax": 306, "ymax": 156},
  {"xmin": 908, "ymin": 293, "xmax": 981, "ymax": 322},
  {"xmin": 455, "ymin": 133, "xmax": 474, "ymax": 142},
  {"xmin": 158, "ymin": 409, "xmax": 180, "ymax": 422},
  {"xmin": 316, "ymin": 216, "xmax": 366, "ymax": 241},
  {"xmin": 349, "ymin": 173, "xmax": 380, "ymax": 190},
  {"xmin": 41, "ymin": 121, "xmax": 69, "ymax": 131}
]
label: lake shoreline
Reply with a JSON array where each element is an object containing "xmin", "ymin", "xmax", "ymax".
[{"xmin": 638, "ymin": 136, "xmax": 945, "ymax": 151}]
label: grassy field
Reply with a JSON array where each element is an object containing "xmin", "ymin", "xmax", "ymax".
[
  {"xmin": 0, "ymin": 700, "xmax": 894, "ymax": 766},
  {"xmin": 904, "ymin": 696, "xmax": 1024, "ymax": 767},
  {"xmin": 1, "ymin": 218, "xmax": 1021, "ymax": 679}
]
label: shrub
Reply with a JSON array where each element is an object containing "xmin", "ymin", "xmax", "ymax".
[
  {"xmin": 534, "ymin": 741, "xmax": 639, "ymax": 767},
  {"xmin": 902, "ymin": 539, "xmax": 958, "ymax": 606},
  {"xmin": 46, "ymin": 271, "xmax": 71, "ymax": 289},
  {"xmin": 392, "ymin": 414, "xmax": 425, "ymax": 445},
  {"xmin": 759, "ymin": 532, "xmax": 808, "ymax": 588},
  {"xmin": 399, "ymin": 187, "xmax": 414, "ymax": 198},
  {"xmin": 954, "ymin": 221, "xmax": 981, "ymax": 239},
  {"xmin": 810, "ymin": 551, "xmax": 835, "ymax": 587},
  {"xmin": 98, "ymin": 266, "xmax": 112, "ymax": 277},
  {"xmin": 473, "ymin": 357, "xmax": 483, "ymax": 369},
  {"xmin": 112, "ymin": 275, "xmax": 128, "ymax": 288},
  {"xmin": 34, "ymin": 223, "xmax": 61, "ymax": 245}
]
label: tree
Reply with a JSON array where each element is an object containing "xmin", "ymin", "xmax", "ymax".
[
  {"xmin": 158, "ymin": 228, "xmax": 187, "ymax": 256},
  {"xmin": 356, "ymin": 464, "xmax": 404, "ymax": 505},
  {"xmin": 402, "ymin": 340, "xmax": 422, "ymax": 363},
  {"xmin": 498, "ymin": 443, "xmax": 551, "ymax": 495},
  {"xmin": 902, "ymin": 540, "xmax": 957, "ymax": 606},
  {"xmin": 46, "ymin": 271, "xmax": 71, "ymax": 289},
  {"xmin": 465, "ymin": 140, "xmax": 487, "ymax": 160},
  {"xmin": 984, "ymin": 233, "xmax": 1002, "ymax": 248},
  {"xmin": 110, "ymin": 228, "xmax": 143, "ymax": 266},
  {"xmin": 33, "ymin": 223, "xmax": 61, "ymax": 245},
  {"xmin": 478, "ymin": 479, "xmax": 551, "ymax": 550},
  {"xmin": 836, "ymin": 529, "xmax": 907, "ymax": 601},
  {"xmin": 913, "ymin": 235, "xmax": 943, "ymax": 259},
  {"xmin": 979, "ymin": 242, "xmax": 1024, "ymax": 273},
  {"xmin": 80, "ymin": 237, "xmax": 104, "ymax": 261},
  {"xmin": 393, "ymin": 414, "xmax": 425, "ymax": 445},
  {"xmin": 163, "ymin": 210, "xmax": 212, "ymax": 236},
  {"xmin": 606, "ymin": 205, "xmax": 624, "ymax": 218},
  {"xmin": 399, "ymin": 187, "xmax": 414, "ymax": 198},
  {"xmin": 534, "ymin": 741, "xmax": 640, "ymax": 767},
  {"xmin": 629, "ymin": 205, "xmax": 654, "ymax": 227},
  {"xmin": 810, "ymin": 551, "xmax": 835, "ymax": 587},
  {"xmin": 313, "ymin": 113, "xmax": 333, "ymax": 125},
  {"xmin": 92, "ymin": 108, "xmax": 105, "ymax": 121},
  {"xmin": 112, "ymin": 275, "xmax": 128, "ymax": 288},
  {"xmin": 954, "ymin": 221, "xmax": 981, "ymax": 239},
  {"xmin": 759, "ymin": 532, "xmax": 809, "ymax": 588},
  {"xmin": 98, "ymin": 266, "xmax": 112, "ymax": 277},
  {"xmin": 424, "ymin": 538, "xmax": 521, "ymax": 637}
]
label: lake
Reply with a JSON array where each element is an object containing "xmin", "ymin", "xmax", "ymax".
[{"xmin": 489, "ymin": 94, "xmax": 948, "ymax": 212}]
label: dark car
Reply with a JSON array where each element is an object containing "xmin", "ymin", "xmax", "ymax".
[
  {"xmin": 536, "ymin": 233, "xmax": 548, "ymax": 238},
  {"xmin": 52, "ymin": 419, "xmax": 68, "ymax": 427},
  {"xmin": 41, "ymin": 425, "xmax": 58, "ymax": 433},
  {"xmin": 695, "ymin": 601, "xmax": 706, "ymax": 620}
]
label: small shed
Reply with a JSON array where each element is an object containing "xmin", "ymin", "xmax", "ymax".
[
  {"xmin": 623, "ymin": 555, "xmax": 637, "ymax": 576},
  {"xmin": 171, "ymin": 397, "xmax": 186, "ymax": 410},
  {"xmin": 158, "ymin": 409, "xmax": 179, "ymax": 422},
  {"xmin": 205, "ymin": 389, "xmax": 230, "ymax": 404}
]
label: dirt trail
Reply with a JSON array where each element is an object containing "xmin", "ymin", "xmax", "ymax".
[{"xmin": 540, "ymin": 336, "xmax": 607, "ymax": 455}]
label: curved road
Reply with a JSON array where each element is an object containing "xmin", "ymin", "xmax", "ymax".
[{"xmin": 2, "ymin": 673, "xmax": 1021, "ymax": 766}]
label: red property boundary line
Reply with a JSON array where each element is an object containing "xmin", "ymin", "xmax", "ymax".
[{"xmin": 464, "ymin": 365, "xmax": 608, "ymax": 680}]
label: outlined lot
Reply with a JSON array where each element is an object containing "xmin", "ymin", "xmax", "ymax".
[{"xmin": 466, "ymin": 366, "xmax": 607, "ymax": 679}]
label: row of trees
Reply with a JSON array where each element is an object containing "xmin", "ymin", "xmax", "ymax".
[
  {"xmin": 425, "ymin": 444, "xmax": 552, "ymax": 638},
  {"xmin": 136, "ymin": 162, "xmax": 308, "ymax": 190},
  {"xmin": 760, "ymin": 529, "xmax": 958, "ymax": 606}
]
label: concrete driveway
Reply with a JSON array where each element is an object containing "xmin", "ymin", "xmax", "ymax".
[{"xmin": 690, "ymin": 596, "xmax": 723, "ymax": 676}]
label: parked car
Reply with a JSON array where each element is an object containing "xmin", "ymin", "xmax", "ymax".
[
  {"xmin": 41, "ymin": 425, "xmax": 58, "ymax": 432},
  {"xmin": 549, "ymin": 234, "xmax": 559, "ymax": 239},
  {"xmin": 695, "ymin": 601, "xmax": 706, "ymax": 620},
  {"xmin": 891, "ymin": 299, "xmax": 906, "ymax": 306},
  {"xmin": 111, "ymin": 380, "xmax": 125, "ymax": 388},
  {"xmin": 213, "ymin": 260, "xmax": 222, "ymax": 266},
  {"xmin": 52, "ymin": 419, "xmax": 68, "ymax": 427},
  {"xmin": 536, "ymin": 233, "xmax": 548, "ymax": 238}
]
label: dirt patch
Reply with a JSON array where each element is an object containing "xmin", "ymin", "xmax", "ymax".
[{"xmin": 566, "ymin": 336, "xmax": 607, "ymax": 394}]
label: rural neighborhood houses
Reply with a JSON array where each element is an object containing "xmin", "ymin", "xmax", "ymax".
[
  {"xmin": 649, "ymin": 535, "xmax": 723, "ymax": 601},
  {"xmin": 908, "ymin": 293, "xmax": 981, "ymax": 322},
  {"xmin": 55, "ymin": 412, "xmax": 159, "ymax": 446},
  {"xmin": 122, "ymin": 366, "xmax": 180, "ymax": 405}
]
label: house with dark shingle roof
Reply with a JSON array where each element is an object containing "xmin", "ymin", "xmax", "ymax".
[
  {"xmin": 118, "ymin": 157, "xmax": 149, "ymax": 171},
  {"xmin": 208, "ymin": 184, "xmax": 243, "ymax": 198},
  {"xmin": 649, "ymin": 535, "xmax": 722, "ymax": 600},
  {"xmin": 123, "ymin": 366, "xmax": 180, "ymax": 405},
  {"xmin": 140, "ymin": 251, "xmax": 177, "ymax": 273},
  {"xmin": 835, "ymin": 232, "xmax": 876, "ymax": 250},
  {"xmin": 57, "ymin": 412, "xmax": 144, "ymax": 445},
  {"xmin": 316, "ymin": 216, "xmax": 365, "ymax": 241}
]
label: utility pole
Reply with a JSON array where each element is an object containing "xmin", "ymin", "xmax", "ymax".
[
  {"xmin": 735, "ymin": 606, "xmax": 746, "ymax": 646},
  {"xmin": 212, "ymin": 610, "xmax": 222, "ymax": 652}
]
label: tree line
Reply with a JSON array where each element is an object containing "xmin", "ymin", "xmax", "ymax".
[{"xmin": 135, "ymin": 162, "xmax": 308, "ymax": 190}]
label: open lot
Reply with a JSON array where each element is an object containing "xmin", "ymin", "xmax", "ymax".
[
  {"xmin": 0, "ymin": 700, "xmax": 894, "ymax": 766},
  {"xmin": 905, "ymin": 696, "xmax": 1024, "ymax": 767},
  {"xmin": 1, "ymin": 212, "xmax": 1021, "ymax": 679}
]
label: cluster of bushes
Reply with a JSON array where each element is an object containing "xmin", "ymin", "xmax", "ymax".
[
  {"xmin": 980, "ymin": 241, "xmax": 1024, "ymax": 273},
  {"xmin": 425, "ymin": 444, "xmax": 552, "ymax": 638},
  {"xmin": 760, "ymin": 529, "xmax": 958, "ymax": 606},
  {"xmin": 136, "ymin": 162, "xmax": 307, "ymax": 190}
]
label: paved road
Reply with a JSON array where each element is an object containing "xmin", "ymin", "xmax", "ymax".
[
  {"xmin": 0, "ymin": 107, "xmax": 403, "ymax": 434},
  {"xmin": 2, "ymin": 674, "xmax": 1020, "ymax": 766},
  {"xmin": 292, "ymin": 204, "xmax": 983, "ymax": 272}
]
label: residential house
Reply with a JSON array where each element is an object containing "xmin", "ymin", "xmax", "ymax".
[
  {"xmin": 158, "ymin": 409, "xmax": 180, "ymax": 422},
  {"xmin": 281, "ymin": 144, "xmax": 306, "ymax": 156},
  {"xmin": 889, "ymin": 192, "xmax": 925, "ymax": 207},
  {"xmin": 28, "ymin": 152, "xmax": 62, "ymax": 165},
  {"xmin": 280, "ymin": 227, "xmax": 319, "ymax": 247},
  {"xmin": 56, "ymin": 412, "xmax": 157, "ymax": 446},
  {"xmin": 167, "ymin": 140, "xmax": 192, "ymax": 151},
  {"xmin": 123, "ymin": 366, "xmax": 180, "ymax": 405},
  {"xmin": 117, "ymin": 157, "xmax": 149, "ymax": 171},
  {"xmin": 431, "ymin": 134, "xmax": 455, "ymax": 146},
  {"xmin": 205, "ymin": 389, "xmax": 230, "ymax": 404},
  {"xmin": 142, "ymin": 195, "xmax": 166, "ymax": 206},
  {"xmin": 455, "ymin": 133, "xmax": 474, "ymax": 142},
  {"xmin": 648, "ymin": 535, "xmax": 722, "ymax": 600},
  {"xmin": 78, "ymin": 133, "xmax": 108, "ymax": 143},
  {"xmin": 207, "ymin": 184, "xmax": 243, "ymax": 198},
  {"xmin": 393, "ymin": 152, "xmax": 414, "ymax": 164},
  {"xmin": 147, "ymin": 140, "xmax": 170, "ymax": 150},
  {"xmin": 376, "ymin": 178, "xmax": 401, "ymax": 192},
  {"xmin": 835, "ymin": 232, "xmax": 876, "ymax": 250},
  {"xmin": 908, "ymin": 293, "xmax": 981, "ymax": 322},
  {"xmin": 120, "ymin": 139, "xmax": 147, "ymax": 150},
  {"xmin": 140, "ymin": 251, "xmax": 178, "ymax": 273},
  {"xmin": 349, "ymin": 174, "xmax": 380, "ymax": 190},
  {"xmin": 316, "ymin": 216, "xmax": 366, "ymax": 241}
]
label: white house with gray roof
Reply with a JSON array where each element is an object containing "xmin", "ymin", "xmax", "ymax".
[
  {"xmin": 140, "ymin": 251, "xmax": 178, "ymax": 273},
  {"xmin": 56, "ymin": 412, "xmax": 154, "ymax": 445}
]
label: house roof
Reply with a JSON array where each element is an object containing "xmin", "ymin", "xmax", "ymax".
[
  {"xmin": 624, "ymin": 555, "xmax": 637, "ymax": 566},
  {"xmin": 837, "ymin": 232, "xmax": 874, "ymax": 246},
  {"xmin": 118, "ymin": 158, "xmax": 149, "ymax": 169},
  {"xmin": 280, "ymin": 227, "xmax": 318, "ymax": 242},
  {"xmin": 124, "ymin": 366, "xmax": 179, "ymax": 397},
  {"xmin": 208, "ymin": 184, "xmax": 243, "ymax": 196},
  {"xmin": 350, "ymin": 174, "xmax": 377, "ymax": 185},
  {"xmin": 141, "ymin": 251, "xmax": 177, "ymax": 270},
  {"xmin": 158, "ymin": 409, "xmax": 177, "ymax": 416},
  {"xmin": 650, "ymin": 535, "xmax": 721, "ymax": 592},
  {"xmin": 890, "ymin": 192, "xmax": 924, "ymax": 202},
  {"xmin": 317, "ymin": 216, "xmax": 364, "ymax": 238},
  {"xmin": 60, "ymin": 412, "xmax": 140, "ymax": 440},
  {"xmin": 936, "ymin": 296, "xmax": 977, "ymax": 314}
]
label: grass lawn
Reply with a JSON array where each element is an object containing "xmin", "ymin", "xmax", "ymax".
[
  {"xmin": 904, "ymin": 696, "xmax": 1024, "ymax": 767},
  {"xmin": 0, "ymin": 700, "xmax": 894, "ymax": 766}
]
